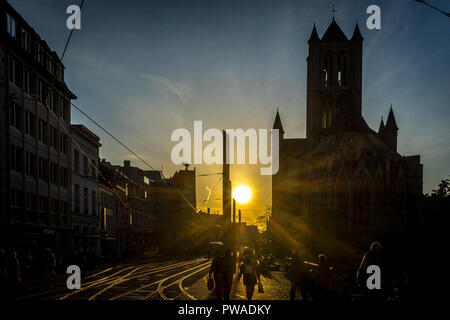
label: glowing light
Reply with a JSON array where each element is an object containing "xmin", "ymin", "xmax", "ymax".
[{"xmin": 232, "ymin": 185, "xmax": 252, "ymax": 204}]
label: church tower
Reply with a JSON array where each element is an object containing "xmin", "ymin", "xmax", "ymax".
[{"xmin": 306, "ymin": 19, "xmax": 364, "ymax": 143}]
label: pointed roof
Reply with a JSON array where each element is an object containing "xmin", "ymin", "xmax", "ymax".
[
  {"xmin": 321, "ymin": 19, "xmax": 348, "ymax": 42},
  {"xmin": 351, "ymin": 23, "xmax": 364, "ymax": 41},
  {"xmin": 329, "ymin": 107, "xmax": 374, "ymax": 134},
  {"xmin": 385, "ymin": 105, "xmax": 399, "ymax": 131},
  {"xmin": 308, "ymin": 24, "xmax": 320, "ymax": 42},
  {"xmin": 273, "ymin": 109, "xmax": 284, "ymax": 134},
  {"xmin": 378, "ymin": 117, "xmax": 385, "ymax": 133}
]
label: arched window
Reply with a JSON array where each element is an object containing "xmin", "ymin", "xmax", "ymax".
[
  {"xmin": 323, "ymin": 55, "xmax": 332, "ymax": 87},
  {"xmin": 338, "ymin": 54, "xmax": 346, "ymax": 87},
  {"xmin": 327, "ymin": 106, "xmax": 332, "ymax": 128},
  {"xmin": 322, "ymin": 99, "xmax": 333, "ymax": 129}
]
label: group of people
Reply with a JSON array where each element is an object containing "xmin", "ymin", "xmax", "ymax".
[
  {"xmin": 286, "ymin": 250, "xmax": 336, "ymax": 300},
  {"xmin": 69, "ymin": 247, "xmax": 98, "ymax": 278},
  {"xmin": 0, "ymin": 249, "xmax": 21, "ymax": 287},
  {"xmin": 208, "ymin": 241, "xmax": 385, "ymax": 301},
  {"xmin": 0, "ymin": 248, "xmax": 56, "ymax": 290},
  {"xmin": 209, "ymin": 246, "xmax": 261, "ymax": 300},
  {"xmin": 288, "ymin": 241, "xmax": 384, "ymax": 300},
  {"xmin": 0, "ymin": 245, "xmax": 99, "ymax": 291}
]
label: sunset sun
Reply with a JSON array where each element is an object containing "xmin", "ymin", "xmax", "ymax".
[{"xmin": 232, "ymin": 185, "xmax": 252, "ymax": 204}]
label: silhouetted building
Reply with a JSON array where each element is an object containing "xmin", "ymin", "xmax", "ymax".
[
  {"xmin": 99, "ymin": 159, "xmax": 154, "ymax": 258},
  {"xmin": 0, "ymin": 1, "xmax": 76, "ymax": 264},
  {"xmin": 270, "ymin": 19, "xmax": 423, "ymax": 260},
  {"xmin": 167, "ymin": 165, "xmax": 197, "ymax": 253},
  {"xmin": 70, "ymin": 124, "xmax": 101, "ymax": 253}
]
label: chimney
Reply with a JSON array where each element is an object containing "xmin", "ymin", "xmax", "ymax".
[{"xmin": 124, "ymin": 160, "xmax": 131, "ymax": 168}]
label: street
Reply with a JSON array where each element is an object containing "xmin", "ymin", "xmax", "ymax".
[{"xmin": 7, "ymin": 256, "xmax": 294, "ymax": 301}]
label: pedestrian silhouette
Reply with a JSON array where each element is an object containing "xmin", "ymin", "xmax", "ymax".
[
  {"xmin": 7, "ymin": 251, "xmax": 21, "ymax": 287},
  {"xmin": 287, "ymin": 250, "xmax": 307, "ymax": 300},
  {"xmin": 209, "ymin": 248, "xmax": 224, "ymax": 300},
  {"xmin": 221, "ymin": 248, "xmax": 236, "ymax": 300},
  {"xmin": 0, "ymin": 249, "xmax": 7, "ymax": 284},
  {"xmin": 356, "ymin": 241, "xmax": 384, "ymax": 300},
  {"xmin": 236, "ymin": 247, "xmax": 260, "ymax": 300},
  {"xmin": 316, "ymin": 253, "xmax": 335, "ymax": 299},
  {"xmin": 42, "ymin": 248, "xmax": 56, "ymax": 290}
]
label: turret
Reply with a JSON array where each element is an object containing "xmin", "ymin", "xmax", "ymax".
[
  {"xmin": 378, "ymin": 117, "xmax": 385, "ymax": 134},
  {"xmin": 381, "ymin": 105, "xmax": 399, "ymax": 152},
  {"xmin": 273, "ymin": 108, "xmax": 285, "ymax": 139},
  {"xmin": 308, "ymin": 24, "xmax": 320, "ymax": 43},
  {"xmin": 350, "ymin": 23, "xmax": 364, "ymax": 41}
]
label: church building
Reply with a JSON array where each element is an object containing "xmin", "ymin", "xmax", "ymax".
[{"xmin": 270, "ymin": 18, "xmax": 423, "ymax": 261}]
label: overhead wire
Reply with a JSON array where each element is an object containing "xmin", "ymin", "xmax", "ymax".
[{"xmin": 36, "ymin": 0, "xmax": 201, "ymax": 216}]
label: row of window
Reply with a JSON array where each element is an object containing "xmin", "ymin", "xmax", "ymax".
[
  {"xmin": 100, "ymin": 191, "xmax": 115, "ymax": 209},
  {"xmin": 10, "ymin": 103, "xmax": 69, "ymax": 153},
  {"xmin": 7, "ymin": 13, "xmax": 64, "ymax": 81},
  {"xmin": 73, "ymin": 226, "xmax": 98, "ymax": 236},
  {"xmin": 10, "ymin": 145, "xmax": 69, "ymax": 187},
  {"xmin": 11, "ymin": 188, "xmax": 70, "ymax": 214},
  {"xmin": 74, "ymin": 185, "xmax": 97, "ymax": 216},
  {"xmin": 9, "ymin": 57, "xmax": 69, "ymax": 120},
  {"xmin": 73, "ymin": 149, "xmax": 98, "ymax": 178}
]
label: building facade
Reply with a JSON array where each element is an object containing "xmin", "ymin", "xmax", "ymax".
[
  {"xmin": 70, "ymin": 124, "xmax": 101, "ymax": 253},
  {"xmin": 99, "ymin": 159, "xmax": 156, "ymax": 258},
  {"xmin": 270, "ymin": 19, "xmax": 423, "ymax": 261},
  {"xmin": 0, "ymin": 1, "xmax": 76, "ymax": 264}
]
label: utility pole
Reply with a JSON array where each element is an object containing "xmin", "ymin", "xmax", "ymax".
[
  {"xmin": 233, "ymin": 199, "xmax": 236, "ymax": 224},
  {"xmin": 222, "ymin": 130, "xmax": 231, "ymax": 227}
]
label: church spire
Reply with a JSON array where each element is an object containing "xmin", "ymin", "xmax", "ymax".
[
  {"xmin": 385, "ymin": 105, "xmax": 399, "ymax": 131},
  {"xmin": 308, "ymin": 23, "xmax": 320, "ymax": 42},
  {"xmin": 378, "ymin": 117, "xmax": 385, "ymax": 133},
  {"xmin": 321, "ymin": 19, "xmax": 348, "ymax": 41},
  {"xmin": 351, "ymin": 22, "xmax": 364, "ymax": 41},
  {"xmin": 273, "ymin": 108, "xmax": 285, "ymax": 136}
]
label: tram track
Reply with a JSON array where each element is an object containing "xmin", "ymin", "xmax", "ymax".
[
  {"xmin": 153, "ymin": 261, "xmax": 211, "ymax": 300},
  {"xmin": 58, "ymin": 258, "xmax": 208, "ymax": 300}
]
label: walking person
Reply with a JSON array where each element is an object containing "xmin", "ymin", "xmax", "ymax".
[
  {"xmin": 221, "ymin": 248, "xmax": 236, "ymax": 300},
  {"xmin": 236, "ymin": 247, "xmax": 260, "ymax": 300},
  {"xmin": 287, "ymin": 250, "xmax": 308, "ymax": 300},
  {"xmin": 209, "ymin": 250, "xmax": 224, "ymax": 300},
  {"xmin": 78, "ymin": 248, "xmax": 87, "ymax": 278},
  {"xmin": 6, "ymin": 251, "xmax": 21, "ymax": 288},
  {"xmin": 86, "ymin": 247, "xmax": 96, "ymax": 276},
  {"xmin": 42, "ymin": 248, "xmax": 56, "ymax": 290},
  {"xmin": 316, "ymin": 253, "xmax": 335, "ymax": 300},
  {"xmin": 0, "ymin": 249, "xmax": 7, "ymax": 285},
  {"xmin": 356, "ymin": 241, "xmax": 384, "ymax": 300}
]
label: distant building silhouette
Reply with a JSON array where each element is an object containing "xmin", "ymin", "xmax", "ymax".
[{"xmin": 270, "ymin": 18, "xmax": 423, "ymax": 258}]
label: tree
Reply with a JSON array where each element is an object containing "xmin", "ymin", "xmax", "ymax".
[{"xmin": 430, "ymin": 176, "xmax": 450, "ymax": 199}]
